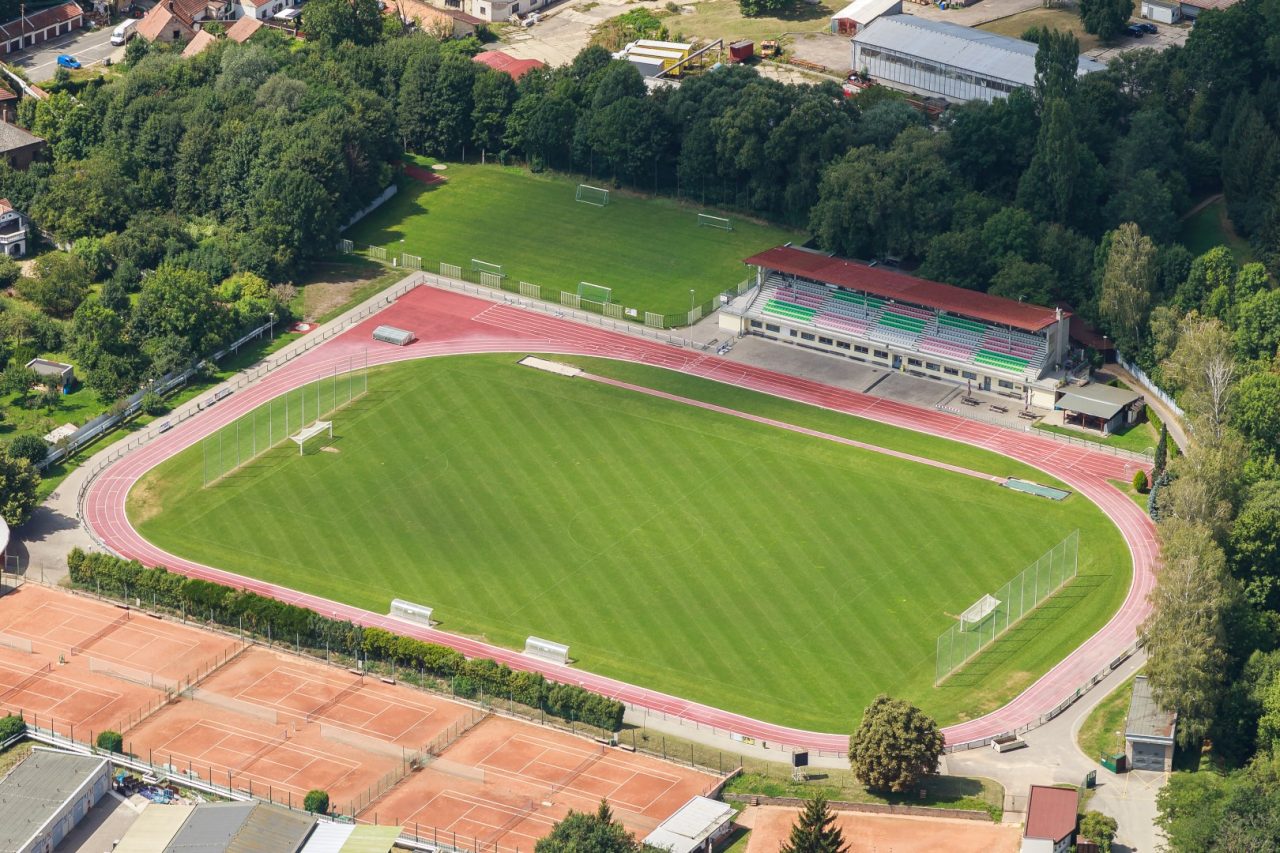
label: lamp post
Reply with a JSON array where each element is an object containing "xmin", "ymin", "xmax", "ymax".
[
  {"xmin": 689, "ymin": 289, "xmax": 695, "ymax": 317},
  {"xmin": 269, "ymin": 312, "xmax": 276, "ymax": 342}
]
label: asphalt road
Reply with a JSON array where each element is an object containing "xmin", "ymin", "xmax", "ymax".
[{"xmin": 9, "ymin": 24, "xmax": 123, "ymax": 83}]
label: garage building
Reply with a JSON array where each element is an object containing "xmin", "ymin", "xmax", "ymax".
[
  {"xmin": 0, "ymin": 747, "xmax": 111, "ymax": 853},
  {"xmin": 1125, "ymin": 675, "xmax": 1177, "ymax": 772}
]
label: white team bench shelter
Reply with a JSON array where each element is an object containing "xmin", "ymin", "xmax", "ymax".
[
  {"xmin": 524, "ymin": 636, "xmax": 570, "ymax": 665},
  {"xmin": 643, "ymin": 796, "xmax": 735, "ymax": 853},
  {"xmin": 373, "ymin": 325, "xmax": 414, "ymax": 346},
  {"xmin": 389, "ymin": 598, "xmax": 434, "ymax": 627}
]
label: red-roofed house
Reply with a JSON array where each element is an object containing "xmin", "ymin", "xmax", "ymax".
[
  {"xmin": 224, "ymin": 14, "xmax": 262, "ymax": 41},
  {"xmin": 0, "ymin": 1, "xmax": 83, "ymax": 55},
  {"xmin": 1024, "ymin": 785, "xmax": 1077, "ymax": 853},
  {"xmin": 137, "ymin": 0, "xmax": 209, "ymax": 43},
  {"xmin": 389, "ymin": 0, "xmax": 481, "ymax": 36},
  {"xmin": 473, "ymin": 50, "xmax": 545, "ymax": 80},
  {"xmin": 181, "ymin": 28, "xmax": 217, "ymax": 56}
]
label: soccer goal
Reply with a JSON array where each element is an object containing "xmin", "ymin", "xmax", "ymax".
[
  {"xmin": 697, "ymin": 213, "xmax": 733, "ymax": 231},
  {"xmin": 470, "ymin": 258, "xmax": 505, "ymax": 279},
  {"xmin": 576, "ymin": 184, "xmax": 610, "ymax": 207},
  {"xmin": 577, "ymin": 281, "xmax": 612, "ymax": 304},
  {"xmin": 291, "ymin": 420, "xmax": 332, "ymax": 455},
  {"xmin": 960, "ymin": 594, "xmax": 1000, "ymax": 631}
]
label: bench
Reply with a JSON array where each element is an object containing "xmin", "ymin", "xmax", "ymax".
[
  {"xmin": 1018, "ymin": 411, "xmax": 1038, "ymax": 420},
  {"xmin": 962, "ymin": 397, "xmax": 980, "ymax": 406},
  {"xmin": 990, "ymin": 405, "xmax": 1009, "ymax": 414},
  {"xmin": 212, "ymin": 387, "xmax": 233, "ymax": 403}
]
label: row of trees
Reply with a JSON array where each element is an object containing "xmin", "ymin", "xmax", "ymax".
[{"xmin": 65, "ymin": 549, "xmax": 625, "ymax": 730}]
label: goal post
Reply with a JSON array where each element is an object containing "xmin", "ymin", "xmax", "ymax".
[
  {"xmin": 291, "ymin": 420, "xmax": 332, "ymax": 455},
  {"xmin": 577, "ymin": 281, "xmax": 612, "ymax": 304},
  {"xmin": 470, "ymin": 258, "xmax": 505, "ymax": 278},
  {"xmin": 697, "ymin": 213, "xmax": 733, "ymax": 231},
  {"xmin": 575, "ymin": 184, "xmax": 609, "ymax": 207}
]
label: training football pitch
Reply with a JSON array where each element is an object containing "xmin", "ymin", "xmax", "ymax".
[
  {"xmin": 345, "ymin": 163, "xmax": 804, "ymax": 316},
  {"xmin": 130, "ymin": 355, "xmax": 1129, "ymax": 730}
]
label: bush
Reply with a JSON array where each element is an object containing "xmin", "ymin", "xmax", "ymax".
[
  {"xmin": 0, "ymin": 713, "xmax": 26, "ymax": 742},
  {"xmin": 1080, "ymin": 810, "xmax": 1118, "ymax": 853},
  {"xmin": 303, "ymin": 789, "xmax": 330, "ymax": 814},
  {"xmin": 140, "ymin": 391, "xmax": 166, "ymax": 416},
  {"xmin": 1133, "ymin": 469, "xmax": 1149, "ymax": 493},
  {"xmin": 8, "ymin": 434, "xmax": 50, "ymax": 464},
  {"xmin": 96, "ymin": 730, "xmax": 123, "ymax": 753}
]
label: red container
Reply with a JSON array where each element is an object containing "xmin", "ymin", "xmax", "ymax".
[{"xmin": 729, "ymin": 40, "xmax": 754, "ymax": 62}]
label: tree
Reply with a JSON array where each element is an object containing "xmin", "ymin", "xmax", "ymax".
[
  {"xmin": 1133, "ymin": 469, "xmax": 1149, "ymax": 493},
  {"xmin": 1163, "ymin": 432, "xmax": 1247, "ymax": 542},
  {"xmin": 96, "ymin": 730, "xmax": 123, "ymax": 753},
  {"xmin": 303, "ymin": 789, "xmax": 329, "ymax": 814},
  {"xmin": 71, "ymin": 300, "xmax": 144, "ymax": 402},
  {"xmin": 535, "ymin": 801, "xmax": 657, "ymax": 852},
  {"xmin": 7, "ymin": 435, "xmax": 49, "ymax": 466},
  {"xmin": 130, "ymin": 265, "xmax": 229, "ymax": 376},
  {"xmin": 989, "ymin": 257, "xmax": 1056, "ymax": 305},
  {"xmin": 1235, "ymin": 288, "xmax": 1280, "ymax": 363},
  {"xmin": 300, "ymin": 0, "xmax": 382, "ymax": 47},
  {"xmin": 1166, "ymin": 315, "xmax": 1237, "ymax": 443},
  {"xmin": 17, "ymin": 253, "xmax": 92, "ymax": 318},
  {"xmin": 1079, "ymin": 0, "xmax": 1130, "ymax": 41},
  {"xmin": 0, "ymin": 713, "xmax": 25, "ymax": 741},
  {"xmin": 1033, "ymin": 29, "xmax": 1080, "ymax": 103},
  {"xmin": 0, "ymin": 448, "xmax": 39, "ymax": 527},
  {"xmin": 1233, "ymin": 372, "xmax": 1280, "ymax": 460},
  {"xmin": 1154, "ymin": 423, "xmax": 1169, "ymax": 480},
  {"xmin": 1140, "ymin": 518, "xmax": 1234, "ymax": 747},
  {"xmin": 1099, "ymin": 223, "xmax": 1156, "ymax": 353},
  {"xmin": 1016, "ymin": 98, "xmax": 1101, "ymax": 230},
  {"xmin": 1148, "ymin": 468, "xmax": 1170, "ymax": 521},
  {"xmin": 472, "ymin": 70, "xmax": 516, "ymax": 155},
  {"xmin": 849, "ymin": 695, "xmax": 943, "ymax": 793},
  {"xmin": 1079, "ymin": 810, "xmax": 1118, "ymax": 853},
  {"xmin": 780, "ymin": 796, "xmax": 848, "ymax": 853},
  {"xmin": 1230, "ymin": 479, "xmax": 1280, "ymax": 610},
  {"xmin": 739, "ymin": 0, "xmax": 790, "ymax": 16}
]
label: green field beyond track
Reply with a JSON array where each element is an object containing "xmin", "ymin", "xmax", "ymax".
[
  {"xmin": 345, "ymin": 164, "xmax": 803, "ymax": 315},
  {"xmin": 131, "ymin": 356, "xmax": 1129, "ymax": 730}
]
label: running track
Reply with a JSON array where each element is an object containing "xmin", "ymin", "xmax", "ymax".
[{"xmin": 82, "ymin": 286, "xmax": 1159, "ymax": 752}]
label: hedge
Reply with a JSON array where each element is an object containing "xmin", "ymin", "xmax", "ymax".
[
  {"xmin": 0, "ymin": 713, "xmax": 25, "ymax": 743},
  {"xmin": 96, "ymin": 730, "xmax": 124, "ymax": 753},
  {"xmin": 66, "ymin": 549, "xmax": 625, "ymax": 731}
]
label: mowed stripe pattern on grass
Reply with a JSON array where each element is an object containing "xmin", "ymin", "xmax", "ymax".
[
  {"xmin": 344, "ymin": 164, "xmax": 803, "ymax": 315},
  {"xmin": 133, "ymin": 355, "xmax": 1124, "ymax": 731}
]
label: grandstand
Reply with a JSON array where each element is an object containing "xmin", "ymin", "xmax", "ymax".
[{"xmin": 728, "ymin": 246, "xmax": 1070, "ymax": 405}]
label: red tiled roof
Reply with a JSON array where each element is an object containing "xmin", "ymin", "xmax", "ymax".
[
  {"xmin": 1025, "ymin": 785, "xmax": 1078, "ymax": 842},
  {"xmin": 473, "ymin": 50, "xmax": 545, "ymax": 80},
  {"xmin": 0, "ymin": 198, "xmax": 11, "ymax": 214},
  {"xmin": 745, "ymin": 245, "xmax": 1064, "ymax": 333},
  {"xmin": 181, "ymin": 28, "xmax": 216, "ymax": 56},
  {"xmin": 0, "ymin": 1, "xmax": 82, "ymax": 41},
  {"xmin": 225, "ymin": 15, "xmax": 262, "ymax": 42}
]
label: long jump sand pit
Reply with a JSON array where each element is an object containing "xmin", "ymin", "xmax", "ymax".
[
  {"xmin": 193, "ymin": 646, "xmax": 476, "ymax": 747},
  {"xmin": 364, "ymin": 716, "xmax": 716, "ymax": 851},
  {"xmin": 123, "ymin": 696, "xmax": 406, "ymax": 811},
  {"xmin": 0, "ymin": 585, "xmax": 241, "ymax": 686},
  {"xmin": 746, "ymin": 805, "xmax": 1021, "ymax": 853}
]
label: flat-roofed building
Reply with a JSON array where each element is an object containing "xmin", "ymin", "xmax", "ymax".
[
  {"xmin": 0, "ymin": 747, "xmax": 111, "ymax": 853},
  {"xmin": 1125, "ymin": 675, "xmax": 1177, "ymax": 771}
]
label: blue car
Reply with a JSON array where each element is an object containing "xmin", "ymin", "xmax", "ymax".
[{"xmin": 56, "ymin": 54, "xmax": 80, "ymax": 69}]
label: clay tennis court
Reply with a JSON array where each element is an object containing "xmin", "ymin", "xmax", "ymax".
[
  {"xmin": 194, "ymin": 646, "xmax": 475, "ymax": 746},
  {"xmin": 363, "ymin": 716, "xmax": 715, "ymax": 851},
  {"xmin": 0, "ymin": 585, "xmax": 240, "ymax": 685},
  {"xmin": 123, "ymin": 697, "xmax": 405, "ymax": 810},
  {"xmin": 744, "ymin": 805, "xmax": 1021, "ymax": 852},
  {"xmin": 0, "ymin": 644, "xmax": 161, "ymax": 738}
]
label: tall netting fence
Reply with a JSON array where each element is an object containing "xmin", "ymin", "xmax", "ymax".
[
  {"xmin": 201, "ymin": 355, "xmax": 368, "ymax": 486},
  {"xmin": 935, "ymin": 529, "xmax": 1080, "ymax": 685}
]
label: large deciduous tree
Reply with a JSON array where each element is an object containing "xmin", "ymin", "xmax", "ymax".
[
  {"xmin": 1166, "ymin": 315, "xmax": 1237, "ymax": 443},
  {"xmin": 535, "ymin": 801, "xmax": 657, "ymax": 852},
  {"xmin": 1099, "ymin": 222, "xmax": 1156, "ymax": 353},
  {"xmin": 0, "ymin": 449, "xmax": 39, "ymax": 527},
  {"xmin": 849, "ymin": 695, "xmax": 943, "ymax": 793},
  {"xmin": 1141, "ymin": 518, "xmax": 1235, "ymax": 748},
  {"xmin": 1079, "ymin": 0, "xmax": 1130, "ymax": 41}
]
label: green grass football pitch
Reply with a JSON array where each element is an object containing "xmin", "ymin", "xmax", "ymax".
[
  {"xmin": 130, "ymin": 355, "xmax": 1129, "ymax": 731},
  {"xmin": 344, "ymin": 163, "xmax": 804, "ymax": 317}
]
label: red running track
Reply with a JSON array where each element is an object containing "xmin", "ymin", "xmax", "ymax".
[{"xmin": 82, "ymin": 286, "xmax": 1159, "ymax": 752}]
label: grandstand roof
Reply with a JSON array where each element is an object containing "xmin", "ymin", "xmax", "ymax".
[{"xmin": 744, "ymin": 246, "xmax": 1063, "ymax": 332}]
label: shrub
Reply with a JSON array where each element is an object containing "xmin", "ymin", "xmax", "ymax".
[
  {"xmin": 140, "ymin": 391, "xmax": 166, "ymax": 416},
  {"xmin": 1133, "ymin": 469, "xmax": 1149, "ymax": 493},
  {"xmin": 1080, "ymin": 810, "xmax": 1118, "ymax": 853},
  {"xmin": 0, "ymin": 713, "xmax": 26, "ymax": 742},
  {"xmin": 304, "ymin": 789, "xmax": 330, "ymax": 814},
  {"xmin": 96, "ymin": 730, "xmax": 123, "ymax": 753},
  {"xmin": 8, "ymin": 434, "xmax": 50, "ymax": 464}
]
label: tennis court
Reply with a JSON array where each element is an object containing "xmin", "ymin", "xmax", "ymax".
[
  {"xmin": 194, "ymin": 647, "xmax": 474, "ymax": 746},
  {"xmin": 0, "ymin": 645, "xmax": 160, "ymax": 738},
  {"xmin": 0, "ymin": 585, "xmax": 240, "ymax": 683},
  {"xmin": 363, "ymin": 717, "xmax": 715, "ymax": 851}
]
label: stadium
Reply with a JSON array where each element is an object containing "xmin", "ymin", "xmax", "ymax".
[{"xmin": 81, "ymin": 263, "xmax": 1158, "ymax": 753}]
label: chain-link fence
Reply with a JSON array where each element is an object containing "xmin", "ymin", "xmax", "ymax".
[{"xmin": 936, "ymin": 530, "xmax": 1080, "ymax": 685}]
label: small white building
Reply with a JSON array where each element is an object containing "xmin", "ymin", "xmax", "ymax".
[
  {"xmin": 642, "ymin": 797, "xmax": 735, "ymax": 853},
  {"xmin": 0, "ymin": 748, "xmax": 111, "ymax": 853},
  {"xmin": 1140, "ymin": 0, "xmax": 1180, "ymax": 22},
  {"xmin": 831, "ymin": 0, "xmax": 901, "ymax": 35},
  {"xmin": 1125, "ymin": 675, "xmax": 1177, "ymax": 772},
  {"xmin": 1178, "ymin": 0, "xmax": 1239, "ymax": 17},
  {"xmin": 0, "ymin": 197, "xmax": 29, "ymax": 257}
]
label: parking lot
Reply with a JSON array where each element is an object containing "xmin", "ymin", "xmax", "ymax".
[{"xmin": 9, "ymin": 23, "xmax": 122, "ymax": 83}]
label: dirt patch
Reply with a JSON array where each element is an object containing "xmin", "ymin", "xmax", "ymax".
[
  {"xmin": 746, "ymin": 806, "xmax": 1020, "ymax": 853},
  {"xmin": 303, "ymin": 280, "xmax": 361, "ymax": 323},
  {"xmin": 321, "ymin": 446, "xmax": 340, "ymax": 453},
  {"xmin": 127, "ymin": 476, "xmax": 165, "ymax": 525},
  {"xmin": 403, "ymin": 163, "xmax": 446, "ymax": 185}
]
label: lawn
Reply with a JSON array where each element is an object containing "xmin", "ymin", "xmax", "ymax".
[
  {"xmin": 667, "ymin": 0, "xmax": 837, "ymax": 43},
  {"xmin": 1034, "ymin": 419, "xmax": 1158, "ymax": 455},
  {"xmin": 1179, "ymin": 197, "xmax": 1256, "ymax": 265},
  {"xmin": 130, "ymin": 354, "xmax": 1129, "ymax": 731},
  {"xmin": 344, "ymin": 163, "xmax": 803, "ymax": 316},
  {"xmin": 1077, "ymin": 674, "xmax": 1136, "ymax": 761},
  {"xmin": 977, "ymin": 5, "xmax": 1107, "ymax": 53}
]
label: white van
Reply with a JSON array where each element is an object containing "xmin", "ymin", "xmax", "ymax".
[{"xmin": 110, "ymin": 19, "xmax": 139, "ymax": 46}]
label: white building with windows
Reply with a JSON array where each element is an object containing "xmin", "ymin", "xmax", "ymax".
[
  {"xmin": 851, "ymin": 14, "xmax": 1105, "ymax": 103},
  {"xmin": 0, "ymin": 198, "xmax": 29, "ymax": 257},
  {"xmin": 436, "ymin": 0, "xmax": 547, "ymax": 23}
]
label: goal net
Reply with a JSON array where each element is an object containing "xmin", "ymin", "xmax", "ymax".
[
  {"xmin": 470, "ymin": 258, "xmax": 505, "ymax": 278},
  {"xmin": 576, "ymin": 184, "xmax": 609, "ymax": 207},
  {"xmin": 697, "ymin": 213, "xmax": 732, "ymax": 231},
  {"xmin": 577, "ymin": 282, "xmax": 612, "ymax": 304},
  {"xmin": 960, "ymin": 594, "xmax": 1000, "ymax": 631},
  {"xmin": 291, "ymin": 420, "xmax": 332, "ymax": 455}
]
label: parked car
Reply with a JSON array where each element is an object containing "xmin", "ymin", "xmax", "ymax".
[
  {"xmin": 1126, "ymin": 24, "xmax": 1144, "ymax": 37},
  {"xmin": 1137, "ymin": 21, "xmax": 1157, "ymax": 33},
  {"xmin": 56, "ymin": 54, "xmax": 80, "ymax": 69}
]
